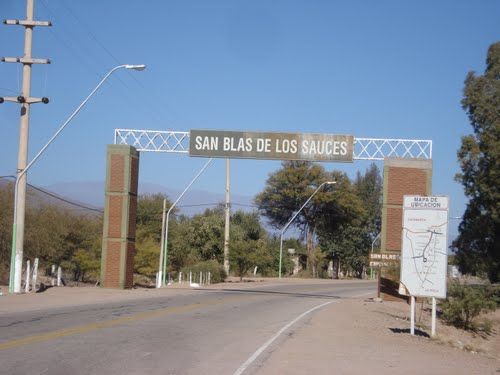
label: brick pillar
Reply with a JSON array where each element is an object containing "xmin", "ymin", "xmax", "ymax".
[
  {"xmin": 380, "ymin": 158, "xmax": 432, "ymax": 300},
  {"xmin": 100, "ymin": 145, "xmax": 139, "ymax": 289}
]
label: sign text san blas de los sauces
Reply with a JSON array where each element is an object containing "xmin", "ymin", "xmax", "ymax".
[{"xmin": 189, "ymin": 130, "xmax": 354, "ymax": 162}]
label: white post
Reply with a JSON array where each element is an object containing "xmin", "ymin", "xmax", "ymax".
[
  {"xmin": 179, "ymin": 271, "xmax": 182, "ymax": 284},
  {"xmin": 25, "ymin": 259, "xmax": 30, "ymax": 293},
  {"xmin": 189, "ymin": 271, "xmax": 192, "ymax": 285},
  {"xmin": 431, "ymin": 297, "xmax": 437, "ymax": 337},
  {"xmin": 410, "ymin": 296, "xmax": 416, "ymax": 335},
  {"xmin": 51, "ymin": 264, "xmax": 55, "ymax": 286},
  {"xmin": 32, "ymin": 257, "xmax": 38, "ymax": 291},
  {"xmin": 157, "ymin": 199, "xmax": 167, "ymax": 288},
  {"xmin": 200, "ymin": 271, "xmax": 203, "ymax": 285},
  {"xmin": 208, "ymin": 272, "xmax": 211, "ymax": 285},
  {"xmin": 57, "ymin": 266, "xmax": 62, "ymax": 287}
]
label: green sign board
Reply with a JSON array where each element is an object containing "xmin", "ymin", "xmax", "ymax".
[{"xmin": 189, "ymin": 130, "xmax": 354, "ymax": 162}]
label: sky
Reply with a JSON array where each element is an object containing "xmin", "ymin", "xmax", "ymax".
[{"xmin": 1, "ymin": 0, "xmax": 499, "ymax": 239}]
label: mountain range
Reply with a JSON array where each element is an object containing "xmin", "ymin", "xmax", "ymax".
[{"xmin": 43, "ymin": 181, "xmax": 256, "ymax": 216}]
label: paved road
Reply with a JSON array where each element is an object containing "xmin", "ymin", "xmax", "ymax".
[{"xmin": 0, "ymin": 280, "xmax": 375, "ymax": 375}]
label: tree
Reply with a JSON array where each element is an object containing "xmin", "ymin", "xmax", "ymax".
[
  {"xmin": 453, "ymin": 42, "xmax": 500, "ymax": 282},
  {"xmin": 255, "ymin": 161, "xmax": 330, "ymax": 272},
  {"xmin": 168, "ymin": 206, "xmax": 226, "ymax": 272},
  {"xmin": 229, "ymin": 211, "xmax": 271, "ymax": 280},
  {"xmin": 316, "ymin": 171, "xmax": 368, "ymax": 278},
  {"xmin": 354, "ymin": 163, "xmax": 383, "ymax": 239}
]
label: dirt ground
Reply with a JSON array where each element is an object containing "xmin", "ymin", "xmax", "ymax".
[{"xmin": 258, "ymin": 297, "xmax": 500, "ymax": 375}]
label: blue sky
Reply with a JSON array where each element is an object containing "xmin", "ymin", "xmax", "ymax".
[{"xmin": 1, "ymin": 0, "xmax": 499, "ymax": 238}]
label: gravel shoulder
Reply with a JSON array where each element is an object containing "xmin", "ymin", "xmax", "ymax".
[{"xmin": 258, "ymin": 298, "xmax": 500, "ymax": 375}]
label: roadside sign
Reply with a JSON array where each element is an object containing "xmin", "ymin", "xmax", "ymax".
[
  {"xmin": 369, "ymin": 252, "xmax": 400, "ymax": 267},
  {"xmin": 400, "ymin": 196, "xmax": 449, "ymax": 298},
  {"xmin": 189, "ymin": 129, "xmax": 354, "ymax": 162}
]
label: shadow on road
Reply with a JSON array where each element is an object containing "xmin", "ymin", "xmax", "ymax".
[{"xmin": 196, "ymin": 288, "xmax": 342, "ymax": 300}]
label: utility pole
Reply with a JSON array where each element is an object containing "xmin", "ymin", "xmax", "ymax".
[
  {"xmin": 223, "ymin": 159, "xmax": 231, "ymax": 276},
  {"xmin": 1, "ymin": 0, "xmax": 51, "ymax": 293}
]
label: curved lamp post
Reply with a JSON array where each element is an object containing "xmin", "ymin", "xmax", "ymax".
[
  {"xmin": 157, "ymin": 158, "xmax": 214, "ymax": 288},
  {"xmin": 9, "ymin": 64, "xmax": 146, "ymax": 293},
  {"xmin": 278, "ymin": 181, "xmax": 336, "ymax": 279}
]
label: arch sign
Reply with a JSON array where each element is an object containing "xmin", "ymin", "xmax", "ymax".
[{"xmin": 189, "ymin": 130, "xmax": 354, "ymax": 162}]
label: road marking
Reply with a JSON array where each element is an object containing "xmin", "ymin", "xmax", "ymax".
[
  {"xmin": 0, "ymin": 295, "xmax": 252, "ymax": 351},
  {"xmin": 233, "ymin": 300, "xmax": 335, "ymax": 375}
]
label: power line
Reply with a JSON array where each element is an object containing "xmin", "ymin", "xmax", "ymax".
[{"xmin": 0, "ymin": 176, "xmax": 103, "ymax": 213}]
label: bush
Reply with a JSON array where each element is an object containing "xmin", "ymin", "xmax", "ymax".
[
  {"xmin": 440, "ymin": 281, "xmax": 497, "ymax": 330},
  {"xmin": 181, "ymin": 260, "xmax": 226, "ymax": 284}
]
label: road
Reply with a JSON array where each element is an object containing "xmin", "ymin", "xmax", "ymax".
[{"xmin": 0, "ymin": 280, "xmax": 375, "ymax": 375}]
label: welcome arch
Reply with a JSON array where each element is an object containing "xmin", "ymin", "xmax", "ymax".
[{"xmin": 100, "ymin": 128, "xmax": 432, "ymax": 293}]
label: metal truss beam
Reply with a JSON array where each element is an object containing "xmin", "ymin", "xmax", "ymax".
[{"xmin": 114, "ymin": 129, "xmax": 432, "ymax": 160}]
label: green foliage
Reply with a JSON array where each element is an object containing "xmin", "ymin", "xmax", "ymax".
[
  {"xmin": 61, "ymin": 248, "xmax": 100, "ymax": 282},
  {"xmin": 453, "ymin": 42, "xmax": 500, "ymax": 282},
  {"xmin": 316, "ymin": 171, "xmax": 370, "ymax": 278},
  {"xmin": 136, "ymin": 193, "xmax": 173, "ymax": 243},
  {"xmin": 440, "ymin": 281, "xmax": 497, "ymax": 331},
  {"xmin": 230, "ymin": 211, "xmax": 273, "ymax": 280},
  {"xmin": 134, "ymin": 236, "xmax": 160, "ymax": 277},
  {"xmin": 0, "ymin": 182, "xmax": 103, "ymax": 283},
  {"xmin": 181, "ymin": 260, "xmax": 226, "ymax": 284},
  {"xmin": 255, "ymin": 161, "xmax": 342, "ymax": 273},
  {"xmin": 169, "ymin": 207, "xmax": 225, "ymax": 271},
  {"xmin": 354, "ymin": 163, "xmax": 383, "ymax": 239}
]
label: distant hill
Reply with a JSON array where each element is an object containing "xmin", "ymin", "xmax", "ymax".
[
  {"xmin": 0, "ymin": 177, "xmax": 103, "ymax": 215},
  {"xmin": 44, "ymin": 181, "xmax": 256, "ymax": 216}
]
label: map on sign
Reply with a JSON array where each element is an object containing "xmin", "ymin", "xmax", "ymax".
[{"xmin": 400, "ymin": 196, "xmax": 449, "ymax": 298}]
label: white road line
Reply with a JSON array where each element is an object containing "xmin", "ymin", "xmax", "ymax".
[{"xmin": 233, "ymin": 300, "xmax": 335, "ymax": 375}]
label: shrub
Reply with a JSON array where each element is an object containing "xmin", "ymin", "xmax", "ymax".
[
  {"xmin": 440, "ymin": 281, "xmax": 497, "ymax": 330},
  {"xmin": 181, "ymin": 260, "xmax": 226, "ymax": 284}
]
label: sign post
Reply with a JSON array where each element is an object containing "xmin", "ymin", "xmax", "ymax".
[{"xmin": 400, "ymin": 195, "xmax": 449, "ymax": 336}]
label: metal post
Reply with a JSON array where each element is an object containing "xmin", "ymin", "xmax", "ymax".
[
  {"xmin": 157, "ymin": 199, "xmax": 167, "ymax": 288},
  {"xmin": 223, "ymin": 159, "xmax": 231, "ymax": 276},
  {"xmin": 278, "ymin": 181, "xmax": 336, "ymax": 278},
  {"xmin": 431, "ymin": 297, "xmax": 437, "ymax": 337},
  {"xmin": 161, "ymin": 158, "xmax": 214, "ymax": 286}
]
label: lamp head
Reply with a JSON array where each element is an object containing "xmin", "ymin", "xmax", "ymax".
[
  {"xmin": 325, "ymin": 181, "xmax": 336, "ymax": 185},
  {"xmin": 125, "ymin": 64, "xmax": 146, "ymax": 71}
]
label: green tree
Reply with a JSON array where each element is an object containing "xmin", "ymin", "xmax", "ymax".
[
  {"xmin": 453, "ymin": 42, "xmax": 500, "ymax": 282},
  {"xmin": 168, "ymin": 207, "xmax": 225, "ymax": 272},
  {"xmin": 316, "ymin": 171, "xmax": 368, "ymax": 278},
  {"xmin": 134, "ymin": 193, "xmax": 175, "ymax": 277},
  {"xmin": 229, "ymin": 211, "xmax": 271, "ymax": 280},
  {"xmin": 354, "ymin": 163, "xmax": 383, "ymax": 239},
  {"xmin": 255, "ymin": 161, "xmax": 330, "ymax": 273}
]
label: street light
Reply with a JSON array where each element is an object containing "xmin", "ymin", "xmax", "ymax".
[
  {"xmin": 9, "ymin": 64, "xmax": 146, "ymax": 293},
  {"xmin": 278, "ymin": 181, "xmax": 336, "ymax": 279},
  {"xmin": 157, "ymin": 158, "xmax": 214, "ymax": 288}
]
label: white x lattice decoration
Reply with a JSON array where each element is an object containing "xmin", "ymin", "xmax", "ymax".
[{"xmin": 114, "ymin": 129, "xmax": 432, "ymax": 160}]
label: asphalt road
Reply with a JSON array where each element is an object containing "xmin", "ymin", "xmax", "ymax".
[{"xmin": 0, "ymin": 280, "xmax": 376, "ymax": 375}]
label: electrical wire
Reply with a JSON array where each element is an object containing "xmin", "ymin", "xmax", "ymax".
[{"xmin": 0, "ymin": 176, "xmax": 103, "ymax": 213}]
